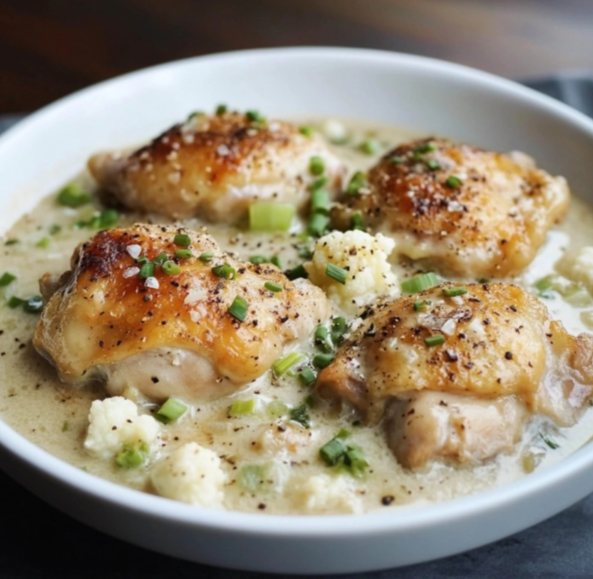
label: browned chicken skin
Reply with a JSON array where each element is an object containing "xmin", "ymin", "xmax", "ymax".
[
  {"xmin": 337, "ymin": 138, "xmax": 569, "ymax": 278},
  {"xmin": 33, "ymin": 224, "xmax": 329, "ymax": 401},
  {"xmin": 89, "ymin": 111, "xmax": 344, "ymax": 223},
  {"xmin": 316, "ymin": 283, "xmax": 593, "ymax": 467}
]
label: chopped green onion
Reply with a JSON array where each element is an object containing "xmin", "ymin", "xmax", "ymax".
[
  {"xmin": 270, "ymin": 255, "xmax": 282, "ymax": 269},
  {"xmin": 308, "ymin": 176, "xmax": 329, "ymax": 192},
  {"xmin": 264, "ymin": 281, "xmax": 282, "ymax": 293},
  {"xmin": 311, "ymin": 189, "xmax": 330, "ymax": 214},
  {"xmin": 249, "ymin": 255, "xmax": 268, "ymax": 265},
  {"xmin": 307, "ymin": 212, "xmax": 330, "ymax": 237},
  {"xmin": 230, "ymin": 398, "xmax": 257, "ymax": 415},
  {"xmin": 325, "ymin": 263, "xmax": 348, "ymax": 285},
  {"xmin": 156, "ymin": 398, "xmax": 188, "ymax": 423},
  {"xmin": 477, "ymin": 277, "xmax": 490, "ymax": 284},
  {"xmin": 345, "ymin": 171, "xmax": 368, "ymax": 195},
  {"xmin": 211, "ymin": 263, "xmax": 236, "ymax": 280},
  {"xmin": 98, "ymin": 209, "xmax": 119, "ymax": 228},
  {"xmin": 391, "ymin": 156, "xmax": 404, "ymax": 165},
  {"xmin": 229, "ymin": 295, "xmax": 248, "ymax": 322},
  {"xmin": 314, "ymin": 325, "xmax": 333, "ymax": 353},
  {"xmin": 425, "ymin": 334, "xmax": 446, "ymax": 347},
  {"xmin": 7, "ymin": 296, "xmax": 24, "ymax": 309},
  {"xmin": 249, "ymin": 202, "xmax": 295, "ymax": 232},
  {"xmin": 0, "ymin": 272, "xmax": 16, "ymax": 287},
  {"xmin": 319, "ymin": 429, "xmax": 367, "ymax": 476},
  {"xmin": 286, "ymin": 264, "xmax": 308, "ymax": 281},
  {"xmin": 289, "ymin": 404, "xmax": 310, "ymax": 429},
  {"xmin": 413, "ymin": 142, "xmax": 436, "ymax": 155},
  {"xmin": 313, "ymin": 352, "xmax": 335, "ymax": 369},
  {"xmin": 401, "ymin": 272, "xmax": 439, "ymax": 294},
  {"xmin": 299, "ymin": 126, "xmax": 314, "ymax": 137},
  {"xmin": 540, "ymin": 433, "xmax": 559, "ymax": 450},
  {"xmin": 36, "ymin": 237, "xmax": 51, "ymax": 248},
  {"xmin": 173, "ymin": 233, "xmax": 191, "ymax": 247},
  {"xmin": 139, "ymin": 262, "xmax": 155, "ymax": 279},
  {"xmin": 4, "ymin": 239, "xmax": 18, "ymax": 246},
  {"xmin": 267, "ymin": 400, "xmax": 288, "ymax": 418},
  {"xmin": 23, "ymin": 296, "xmax": 44, "ymax": 314},
  {"xmin": 299, "ymin": 368, "xmax": 317, "ymax": 387},
  {"xmin": 198, "ymin": 251, "xmax": 215, "ymax": 263},
  {"xmin": 442, "ymin": 286, "xmax": 467, "ymax": 297},
  {"xmin": 246, "ymin": 110, "xmax": 265, "ymax": 123},
  {"xmin": 215, "ymin": 104, "xmax": 228, "ymax": 115},
  {"xmin": 153, "ymin": 253, "xmax": 168, "ymax": 265},
  {"xmin": 49, "ymin": 224, "xmax": 62, "ymax": 235},
  {"xmin": 343, "ymin": 445, "xmax": 369, "ymax": 477},
  {"xmin": 187, "ymin": 111, "xmax": 204, "ymax": 121},
  {"xmin": 57, "ymin": 184, "xmax": 92, "ymax": 208},
  {"xmin": 272, "ymin": 352, "xmax": 305, "ymax": 377},
  {"xmin": 297, "ymin": 245, "xmax": 313, "ymax": 260},
  {"xmin": 238, "ymin": 464, "xmax": 265, "ymax": 493},
  {"xmin": 413, "ymin": 300, "xmax": 426, "ymax": 311},
  {"xmin": 331, "ymin": 316, "xmax": 347, "ymax": 345},
  {"xmin": 319, "ymin": 434, "xmax": 348, "ymax": 466},
  {"xmin": 115, "ymin": 443, "xmax": 149, "ymax": 468},
  {"xmin": 162, "ymin": 260, "xmax": 181, "ymax": 276},
  {"xmin": 175, "ymin": 249, "xmax": 193, "ymax": 260},
  {"xmin": 426, "ymin": 159, "xmax": 441, "ymax": 171},
  {"xmin": 445, "ymin": 175, "xmax": 463, "ymax": 188},
  {"xmin": 359, "ymin": 139, "xmax": 380, "ymax": 155},
  {"xmin": 351, "ymin": 211, "xmax": 365, "ymax": 231},
  {"xmin": 309, "ymin": 155, "xmax": 325, "ymax": 176}
]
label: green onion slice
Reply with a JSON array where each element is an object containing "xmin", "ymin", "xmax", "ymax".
[
  {"xmin": 309, "ymin": 155, "xmax": 325, "ymax": 176},
  {"xmin": 230, "ymin": 398, "xmax": 257, "ymax": 415},
  {"xmin": 313, "ymin": 352, "xmax": 335, "ymax": 369},
  {"xmin": 331, "ymin": 316, "xmax": 347, "ymax": 345},
  {"xmin": 307, "ymin": 212, "xmax": 330, "ymax": 237},
  {"xmin": 198, "ymin": 251, "xmax": 215, "ymax": 263},
  {"xmin": 401, "ymin": 272, "xmax": 438, "ymax": 294},
  {"xmin": 23, "ymin": 296, "xmax": 44, "ymax": 313},
  {"xmin": 286, "ymin": 264, "xmax": 308, "ymax": 281},
  {"xmin": 289, "ymin": 404, "xmax": 311, "ymax": 429},
  {"xmin": 173, "ymin": 233, "xmax": 191, "ymax": 247},
  {"xmin": 311, "ymin": 189, "xmax": 330, "ymax": 215},
  {"xmin": 249, "ymin": 255, "xmax": 268, "ymax": 265},
  {"xmin": 174, "ymin": 249, "xmax": 193, "ymax": 260},
  {"xmin": 351, "ymin": 211, "xmax": 365, "ymax": 231},
  {"xmin": 299, "ymin": 126, "xmax": 314, "ymax": 137},
  {"xmin": 162, "ymin": 260, "xmax": 181, "ymax": 276},
  {"xmin": 249, "ymin": 202, "xmax": 295, "ymax": 232},
  {"xmin": 215, "ymin": 104, "xmax": 228, "ymax": 115},
  {"xmin": 211, "ymin": 263, "xmax": 236, "ymax": 280},
  {"xmin": 442, "ymin": 286, "xmax": 467, "ymax": 297},
  {"xmin": 298, "ymin": 368, "xmax": 317, "ymax": 387},
  {"xmin": 0, "ymin": 272, "xmax": 16, "ymax": 287},
  {"xmin": 308, "ymin": 176, "xmax": 329, "ymax": 192},
  {"xmin": 139, "ymin": 262, "xmax": 155, "ymax": 279},
  {"xmin": 153, "ymin": 252, "xmax": 168, "ymax": 265},
  {"xmin": 229, "ymin": 295, "xmax": 248, "ymax": 322},
  {"xmin": 156, "ymin": 398, "xmax": 188, "ymax": 423},
  {"xmin": 426, "ymin": 159, "xmax": 441, "ymax": 171},
  {"xmin": 325, "ymin": 263, "xmax": 348, "ymax": 285},
  {"xmin": 345, "ymin": 171, "xmax": 368, "ymax": 195},
  {"xmin": 445, "ymin": 175, "xmax": 463, "ymax": 188},
  {"xmin": 314, "ymin": 325, "xmax": 333, "ymax": 353},
  {"xmin": 264, "ymin": 281, "xmax": 282, "ymax": 293},
  {"xmin": 359, "ymin": 139, "xmax": 380, "ymax": 155},
  {"xmin": 270, "ymin": 255, "xmax": 282, "ymax": 269},
  {"xmin": 272, "ymin": 352, "xmax": 304, "ymax": 377},
  {"xmin": 115, "ymin": 443, "xmax": 149, "ymax": 468},
  {"xmin": 57, "ymin": 184, "xmax": 92, "ymax": 208},
  {"xmin": 425, "ymin": 334, "xmax": 446, "ymax": 347}
]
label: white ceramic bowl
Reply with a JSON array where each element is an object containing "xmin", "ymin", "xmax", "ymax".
[{"xmin": 1, "ymin": 47, "xmax": 593, "ymax": 575}]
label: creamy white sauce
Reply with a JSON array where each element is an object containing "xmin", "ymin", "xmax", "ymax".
[{"xmin": 0, "ymin": 119, "xmax": 592, "ymax": 514}]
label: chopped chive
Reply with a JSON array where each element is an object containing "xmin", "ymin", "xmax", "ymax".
[
  {"xmin": 400, "ymin": 272, "xmax": 439, "ymax": 294},
  {"xmin": 351, "ymin": 211, "xmax": 365, "ymax": 231},
  {"xmin": 308, "ymin": 176, "xmax": 329, "ymax": 192},
  {"xmin": 264, "ymin": 281, "xmax": 282, "ymax": 292},
  {"xmin": 198, "ymin": 251, "xmax": 215, "ymax": 263},
  {"xmin": 187, "ymin": 111, "xmax": 204, "ymax": 121},
  {"xmin": 249, "ymin": 255, "xmax": 268, "ymax": 265},
  {"xmin": 413, "ymin": 300, "xmax": 425, "ymax": 311},
  {"xmin": 23, "ymin": 296, "xmax": 44, "ymax": 313},
  {"xmin": 445, "ymin": 175, "xmax": 463, "ymax": 188},
  {"xmin": 345, "ymin": 171, "xmax": 368, "ymax": 195},
  {"xmin": 289, "ymin": 404, "xmax": 310, "ymax": 429},
  {"xmin": 98, "ymin": 209, "xmax": 119, "ymax": 228},
  {"xmin": 309, "ymin": 155, "xmax": 325, "ymax": 176},
  {"xmin": 115, "ymin": 443, "xmax": 149, "ymax": 468},
  {"xmin": 267, "ymin": 400, "xmax": 288, "ymax": 418},
  {"xmin": 425, "ymin": 334, "xmax": 446, "ymax": 347},
  {"xmin": 325, "ymin": 263, "xmax": 348, "ymax": 284},
  {"xmin": 311, "ymin": 189, "xmax": 330, "ymax": 214},
  {"xmin": 297, "ymin": 245, "xmax": 313, "ymax": 259},
  {"xmin": 426, "ymin": 159, "xmax": 441, "ymax": 171},
  {"xmin": 442, "ymin": 286, "xmax": 467, "ymax": 297},
  {"xmin": 270, "ymin": 256, "xmax": 282, "ymax": 269},
  {"xmin": 246, "ymin": 110, "xmax": 265, "ymax": 123},
  {"xmin": 413, "ymin": 142, "xmax": 436, "ymax": 155},
  {"xmin": 57, "ymin": 184, "xmax": 92, "ymax": 208},
  {"xmin": 249, "ymin": 201, "xmax": 295, "ymax": 232},
  {"xmin": 173, "ymin": 233, "xmax": 191, "ymax": 247},
  {"xmin": 156, "ymin": 398, "xmax": 188, "ymax": 423},
  {"xmin": 139, "ymin": 262, "xmax": 155, "ymax": 279},
  {"xmin": 307, "ymin": 212, "xmax": 330, "ymax": 237},
  {"xmin": 331, "ymin": 316, "xmax": 347, "ymax": 345},
  {"xmin": 211, "ymin": 263, "xmax": 236, "ymax": 280},
  {"xmin": 272, "ymin": 352, "xmax": 305, "ymax": 377},
  {"xmin": 343, "ymin": 445, "xmax": 369, "ymax": 477},
  {"xmin": 477, "ymin": 277, "xmax": 490, "ymax": 284},
  {"xmin": 7, "ymin": 296, "xmax": 24, "ymax": 309},
  {"xmin": 0, "ymin": 272, "xmax": 16, "ymax": 287},
  {"xmin": 49, "ymin": 224, "xmax": 62, "ymax": 235},
  {"xmin": 175, "ymin": 249, "xmax": 193, "ymax": 259},
  {"xmin": 36, "ymin": 237, "xmax": 51, "ymax": 248},
  {"xmin": 313, "ymin": 353, "xmax": 335, "ymax": 369},
  {"xmin": 230, "ymin": 398, "xmax": 257, "ymax": 415},
  {"xmin": 153, "ymin": 252, "xmax": 168, "ymax": 265},
  {"xmin": 299, "ymin": 126, "xmax": 314, "ymax": 137},
  {"xmin": 299, "ymin": 368, "xmax": 317, "ymax": 387},
  {"xmin": 319, "ymin": 430, "xmax": 349, "ymax": 465},
  {"xmin": 4, "ymin": 239, "xmax": 18, "ymax": 246},
  {"xmin": 286, "ymin": 264, "xmax": 308, "ymax": 281},
  {"xmin": 314, "ymin": 325, "xmax": 333, "ymax": 353},
  {"xmin": 391, "ymin": 155, "xmax": 404, "ymax": 165},
  {"xmin": 229, "ymin": 295, "xmax": 248, "ymax": 321},
  {"xmin": 540, "ymin": 433, "xmax": 559, "ymax": 450},
  {"xmin": 215, "ymin": 104, "xmax": 228, "ymax": 115},
  {"xmin": 359, "ymin": 139, "xmax": 380, "ymax": 155},
  {"xmin": 162, "ymin": 260, "xmax": 181, "ymax": 276}
]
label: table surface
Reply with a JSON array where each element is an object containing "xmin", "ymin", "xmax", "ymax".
[{"xmin": 2, "ymin": 2, "xmax": 593, "ymax": 576}]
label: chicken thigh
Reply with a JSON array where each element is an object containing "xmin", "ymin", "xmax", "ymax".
[
  {"xmin": 33, "ymin": 224, "xmax": 329, "ymax": 401},
  {"xmin": 337, "ymin": 138, "xmax": 569, "ymax": 278},
  {"xmin": 316, "ymin": 283, "xmax": 593, "ymax": 466},
  {"xmin": 89, "ymin": 110, "xmax": 344, "ymax": 223}
]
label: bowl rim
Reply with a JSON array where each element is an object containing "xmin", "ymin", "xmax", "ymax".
[{"xmin": 1, "ymin": 45, "xmax": 593, "ymax": 540}]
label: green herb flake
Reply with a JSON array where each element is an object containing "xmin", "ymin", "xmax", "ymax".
[
  {"xmin": 115, "ymin": 442, "xmax": 149, "ymax": 469},
  {"xmin": 309, "ymin": 155, "xmax": 325, "ymax": 176},
  {"xmin": 445, "ymin": 175, "xmax": 463, "ymax": 188},
  {"xmin": 289, "ymin": 404, "xmax": 311, "ymax": 429},
  {"xmin": 173, "ymin": 233, "xmax": 191, "ymax": 247},
  {"xmin": 345, "ymin": 171, "xmax": 368, "ymax": 196},
  {"xmin": 0, "ymin": 272, "xmax": 16, "ymax": 287},
  {"xmin": 211, "ymin": 263, "xmax": 237, "ymax": 280},
  {"xmin": 57, "ymin": 184, "xmax": 92, "ymax": 208}
]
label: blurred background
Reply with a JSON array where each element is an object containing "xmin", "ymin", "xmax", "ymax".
[{"xmin": 1, "ymin": 0, "xmax": 593, "ymax": 112}]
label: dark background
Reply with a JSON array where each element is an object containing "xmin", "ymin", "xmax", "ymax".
[{"xmin": 1, "ymin": 0, "xmax": 593, "ymax": 112}]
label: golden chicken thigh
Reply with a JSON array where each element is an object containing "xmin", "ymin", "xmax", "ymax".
[
  {"xmin": 89, "ymin": 111, "xmax": 344, "ymax": 223},
  {"xmin": 316, "ymin": 283, "xmax": 593, "ymax": 467},
  {"xmin": 338, "ymin": 138, "xmax": 569, "ymax": 278},
  {"xmin": 33, "ymin": 224, "xmax": 329, "ymax": 401}
]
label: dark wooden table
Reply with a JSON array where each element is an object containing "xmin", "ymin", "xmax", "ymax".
[{"xmin": 1, "ymin": 0, "xmax": 593, "ymax": 112}]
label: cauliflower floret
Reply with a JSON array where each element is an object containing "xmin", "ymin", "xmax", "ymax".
[
  {"xmin": 304, "ymin": 230, "xmax": 398, "ymax": 312},
  {"xmin": 84, "ymin": 396, "xmax": 160, "ymax": 460},
  {"xmin": 289, "ymin": 474, "xmax": 363, "ymax": 514},
  {"xmin": 568, "ymin": 246, "xmax": 593, "ymax": 293},
  {"xmin": 150, "ymin": 442, "xmax": 227, "ymax": 507}
]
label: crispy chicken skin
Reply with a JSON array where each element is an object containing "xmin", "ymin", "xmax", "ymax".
[
  {"xmin": 88, "ymin": 112, "xmax": 344, "ymax": 223},
  {"xmin": 336, "ymin": 138, "xmax": 569, "ymax": 278},
  {"xmin": 316, "ymin": 283, "xmax": 593, "ymax": 466},
  {"xmin": 33, "ymin": 224, "xmax": 329, "ymax": 401}
]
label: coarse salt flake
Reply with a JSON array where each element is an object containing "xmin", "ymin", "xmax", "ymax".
[
  {"xmin": 145, "ymin": 277, "xmax": 160, "ymax": 289},
  {"xmin": 217, "ymin": 144, "xmax": 230, "ymax": 156},
  {"xmin": 123, "ymin": 267, "xmax": 140, "ymax": 278},
  {"xmin": 441, "ymin": 318, "xmax": 457, "ymax": 335},
  {"xmin": 126, "ymin": 244, "xmax": 142, "ymax": 259}
]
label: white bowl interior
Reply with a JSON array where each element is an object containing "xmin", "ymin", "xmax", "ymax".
[{"xmin": 1, "ymin": 47, "xmax": 593, "ymax": 574}]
